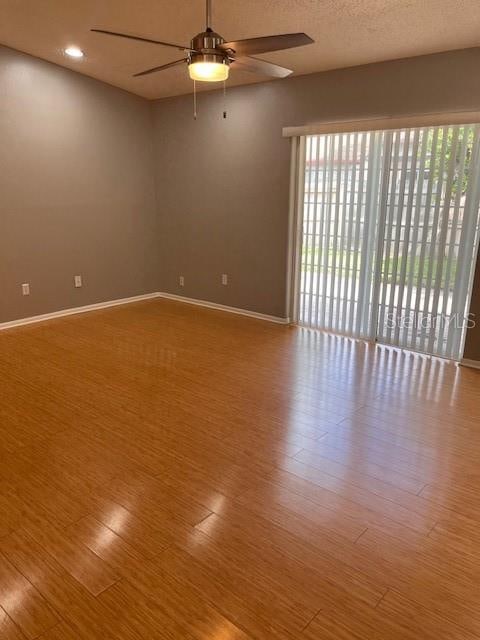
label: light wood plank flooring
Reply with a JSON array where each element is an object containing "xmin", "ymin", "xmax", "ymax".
[{"xmin": 0, "ymin": 298, "xmax": 480, "ymax": 639}]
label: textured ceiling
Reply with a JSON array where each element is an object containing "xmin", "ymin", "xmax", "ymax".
[{"xmin": 1, "ymin": 0, "xmax": 480, "ymax": 100}]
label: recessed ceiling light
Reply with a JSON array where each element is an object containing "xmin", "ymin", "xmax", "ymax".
[{"xmin": 65, "ymin": 46, "xmax": 84, "ymax": 59}]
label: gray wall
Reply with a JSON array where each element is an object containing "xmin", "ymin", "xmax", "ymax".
[
  {"xmin": 152, "ymin": 47, "xmax": 480, "ymax": 356},
  {"xmin": 0, "ymin": 45, "xmax": 159, "ymax": 323},
  {"xmin": 465, "ymin": 257, "xmax": 480, "ymax": 361},
  {"xmin": 2, "ymin": 43, "xmax": 479, "ymax": 359}
]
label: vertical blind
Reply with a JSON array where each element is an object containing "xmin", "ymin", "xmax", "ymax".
[{"xmin": 297, "ymin": 124, "xmax": 480, "ymax": 360}]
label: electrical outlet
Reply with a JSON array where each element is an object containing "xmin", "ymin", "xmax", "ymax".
[
  {"xmin": 221, "ymin": 273, "xmax": 228, "ymax": 286},
  {"xmin": 21, "ymin": 283, "xmax": 30, "ymax": 296},
  {"xmin": 179, "ymin": 275, "xmax": 185, "ymax": 287},
  {"xmin": 74, "ymin": 275, "xmax": 82, "ymax": 288}
]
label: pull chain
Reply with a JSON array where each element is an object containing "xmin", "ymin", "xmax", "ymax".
[
  {"xmin": 193, "ymin": 80, "xmax": 197, "ymax": 120},
  {"xmin": 223, "ymin": 80, "xmax": 227, "ymax": 119}
]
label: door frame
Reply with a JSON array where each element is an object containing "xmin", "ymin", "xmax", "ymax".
[{"xmin": 285, "ymin": 136, "xmax": 305, "ymax": 324}]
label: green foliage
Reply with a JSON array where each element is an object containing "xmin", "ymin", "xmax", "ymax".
[
  {"xmin": 426, "ymin": 127, "xmax": 474, "ymax": 198},
  {"xmin": 302, "ymin": 247, "xmax": 457, "ymax": 290}
]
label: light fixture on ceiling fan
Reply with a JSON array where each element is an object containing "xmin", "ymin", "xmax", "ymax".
[{"xmin": 91, "ymin": 0, "xmax": 314, "ymax": 83}]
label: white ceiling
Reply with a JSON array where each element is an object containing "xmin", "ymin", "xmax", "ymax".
[{"xmin": 1, "ymin": 0, "xmax": 480, "ymax": 100}]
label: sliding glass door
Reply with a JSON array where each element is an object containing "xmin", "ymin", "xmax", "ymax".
[{"xmin": 296, "ymin": 124, "xmax": 480, "ymax": 360}]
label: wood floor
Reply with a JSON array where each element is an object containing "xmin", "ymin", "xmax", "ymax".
[{"xmin": 1, "ymin": 298, "xmax": 480, "ymax": 639}]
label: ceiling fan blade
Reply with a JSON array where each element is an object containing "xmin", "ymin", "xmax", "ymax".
[
  {"xmin": 232, "ymin": 56, "xmax": 292, "ymax": 78},
  {"xmin": 91, "ymin": 29, "xmax": 188, "ymax": 51},
  {"xmin": 218, "ymin": 33, "xmax": 313, "ymax": 57},
  {"xmin": 133, "ymin": 59, "xmax": 186, "ymax": 77}
]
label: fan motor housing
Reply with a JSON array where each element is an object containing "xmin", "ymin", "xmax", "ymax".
[
  {"xmin": 190, "ymin": 30, "xmax": 230, "ymax": 66},
  {"xmin": 191, "ymin": 29, "xmax": 224, "ymax": 51}
]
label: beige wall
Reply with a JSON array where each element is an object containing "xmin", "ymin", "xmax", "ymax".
[
  {"xmin": 152, "ymin": 47, "xmax": 480, "ymax": 357},
  {"xmin": 0, "ymin": 45, "xmax": 159, "ymax": 323}
]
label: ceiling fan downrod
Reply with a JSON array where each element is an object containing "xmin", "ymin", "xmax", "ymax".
[{"xmin": 206, "ymin": 0, "xmax": 212, "ymax": 31}]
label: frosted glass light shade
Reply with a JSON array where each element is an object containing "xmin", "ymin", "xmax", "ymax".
[{"xmin": 188, "ymin": 61, "xmax": 229, "ymax": 82}]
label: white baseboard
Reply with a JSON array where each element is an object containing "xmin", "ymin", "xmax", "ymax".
[
  {"xmin": 0, "ymin": 292, "xmax": 160, "ymax": 331},
  {"xmin": 460, "ymin": 358, "xmax": 480, "ymax": 370},
  {"xmin": 0, "ymin": 291, "xmax": 290, "ymax": 331},
  {"xmin": 157, "ymin": 292, "xmax": 290, "ymax": 324}
]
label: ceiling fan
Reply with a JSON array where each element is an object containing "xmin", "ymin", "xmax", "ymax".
[{"xmin": 91, "ymin": 0, "xmax": 314, "ymax": 83}]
